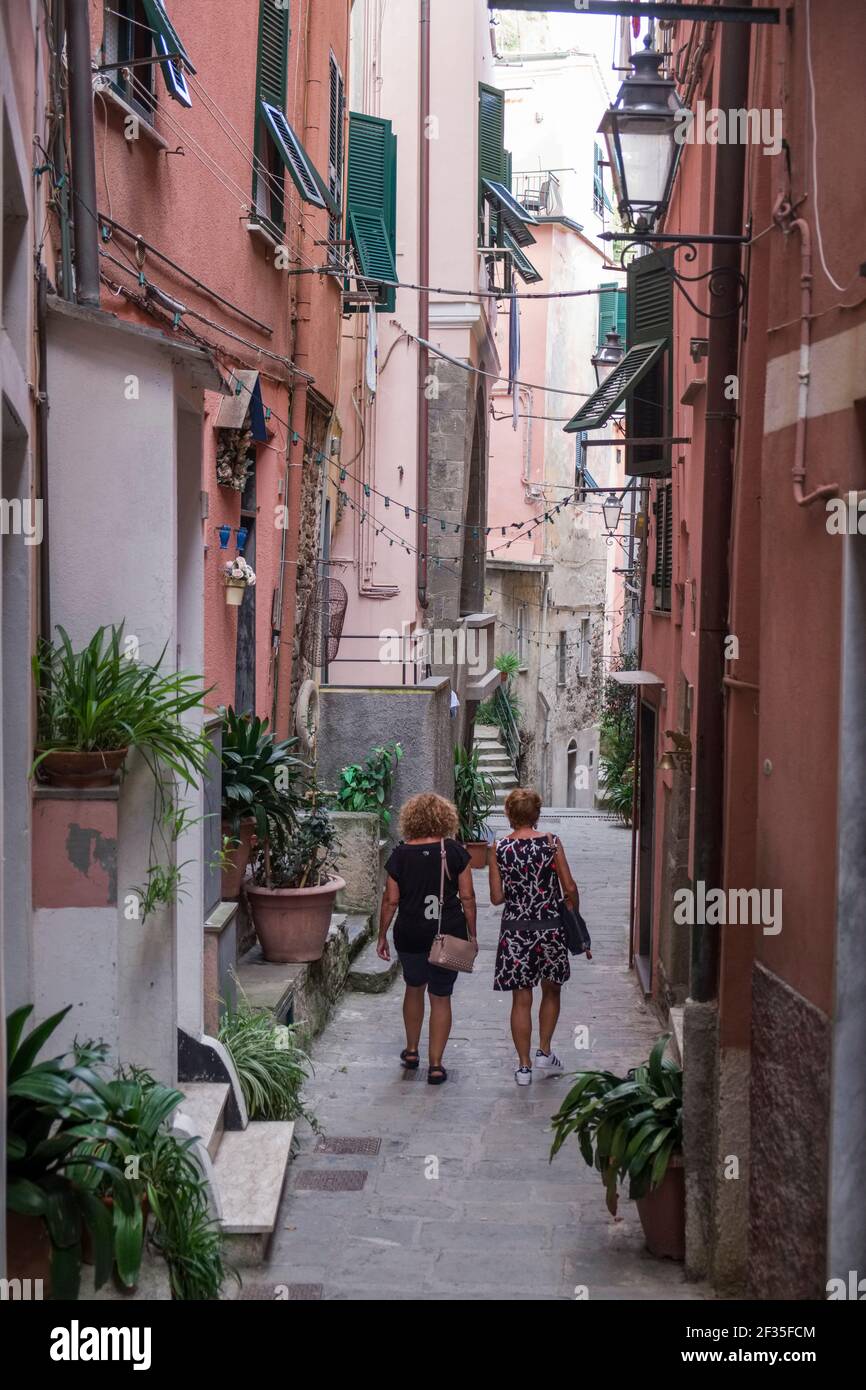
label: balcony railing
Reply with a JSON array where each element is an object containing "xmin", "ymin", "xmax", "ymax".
[{"xmin": 513, "ymin": 170, "xmax": 563, "ymax": 217}]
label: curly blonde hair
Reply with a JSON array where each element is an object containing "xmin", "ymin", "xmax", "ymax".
[
  {"xmin": 399, "ymin": 793, "xmax": 459, "ymax": 841},
  {"xmin": 504, "ymin": 787, "xmax": 542, "ymax": 829}
]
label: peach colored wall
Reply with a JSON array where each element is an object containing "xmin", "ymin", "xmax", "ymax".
[{"xmin": 88, "ymin": 1, "xmax": 348, "ymax": 723}]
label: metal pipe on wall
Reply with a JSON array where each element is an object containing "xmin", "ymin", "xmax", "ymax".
[
  {"xmin": 66, "ymin": 0, "xmax": 101, "ymax": 306},
  {"xmin": 689, "ymin": 5, "xmax": 751, "ymax": 1004},
  {"xmin": 416, "ymin": 0, "xmax": 431, "ymax": 609}
]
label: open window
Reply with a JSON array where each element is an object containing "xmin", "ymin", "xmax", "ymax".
[
  {"xmin": 563, "ymin": 250, "xmax": 673, "ymax": 479},
  {"xmin": 102, "ymin": 0, "xmax": 195, "ymax": 117},
  {"xmin": 344, "ymin": 113, "xmax": 398, "ymax": 312}
]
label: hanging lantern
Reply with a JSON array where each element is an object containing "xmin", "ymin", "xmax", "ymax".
[{"xmin": 598, "ymin": 38, "xmax": 686, "ymax": 232}]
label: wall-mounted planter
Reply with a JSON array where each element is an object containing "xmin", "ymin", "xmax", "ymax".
[
  {"xmin": 247, "ymin": 876, "xmax": 346, "ymax": 963},
  {"xmin": 35, "ymin": 747, "xmax": 127, "ymax": 788},
  {"xmin": 225, "ymin": 580, "xmax": 247, "ymax": 607}
]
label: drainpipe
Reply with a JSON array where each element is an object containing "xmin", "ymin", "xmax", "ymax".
[
  {"xmin": 690, "ymin": 9, "xmax": 750, "ymax": 1004},
  {"xmin": 772, "ymin": 195, "xmax": 838, "ymax": 507},
  {"xmin": 37, "ymin": 267, "xmax": 51, "ymax": 643},
  {"xmin": 66, "ymin": 0, "xmax": 100, "ymax": 306},
  {"xmin": 416, "ymin": 0, "xmax": 431, "ymax": 610}
]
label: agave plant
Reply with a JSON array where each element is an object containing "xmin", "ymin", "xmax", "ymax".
[
  {"xmin": 220, "ymin": 705, "xmax": 307, "ymax": 840},
  {"xmin": 31, "ymin": 623, "xmax": 212, "ymax": 783},
  {"xmin": 6, "ymin": 1005, "xmax": 141, "ymax": 1299},
  {"xmin": 453, "ymin": 744, "xmax": 495, "ymax": 843},
  {"xmin": 549, "ymin": 1034, "xmax": 682, "ymax": 1216}
]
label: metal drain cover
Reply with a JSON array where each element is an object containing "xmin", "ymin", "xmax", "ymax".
[
  {"xmin": 316, "ymin": 1136, "xmax": 381, "ymax": 1156},
  {"xmin": 293, "ymin": 1169, "xmax": 368, "ymax": 1191}
]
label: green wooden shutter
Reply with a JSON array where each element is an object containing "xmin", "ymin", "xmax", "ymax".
[
  {"xmin": 256, "ymin": 0, "xmax": 289, "ymax": 108},
  {"xmin": 479, "ymin": 82, "xmax": 506, "ymax": 242},
  {"xmin": 652, "ymin": 481, "xmax": 673, "ymax": 610},
  {"xmin": 597, "ymin": 283, "xmax": 628, "ymax": 348},
  {"xmin": 625, "ymin": 250, "xmax": 673, "ymax": 476},
  {"xmin": 346, "ymin": 112, "xmax": 398, "ymax": 312}
]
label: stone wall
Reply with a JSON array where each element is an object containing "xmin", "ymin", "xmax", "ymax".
[{"xmin": 317, "ymin": 678, "xmax": 454, "ymax": 845}]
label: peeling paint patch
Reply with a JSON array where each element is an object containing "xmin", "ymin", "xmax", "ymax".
[{"xmin": 66, "ymin": 824, "xmax": 118, "ymax": 904}]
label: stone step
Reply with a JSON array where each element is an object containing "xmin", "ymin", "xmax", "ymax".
[
  {"xmin": 345, "ymin": 913, "xmax": 373, "ymax": 961},
  {"xmin": 474, "ymin": 724, "xmax": 500, "ymax": 739},
  {"xmin": 477, "ymin": 756, "xmax": 515, "ymax": 771},
  {"xmin": 347, "ymin": 939, "xmax": 400, "ymax": 993},
  {"xmin": 177, "ymin": 1081, "xmax": 230, "ymax": 1161},
  {"xmin": 214, "ymin": 1120, "xmax": 295, "ymax": 1266}
]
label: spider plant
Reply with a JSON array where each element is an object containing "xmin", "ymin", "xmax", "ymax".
[
  {"xmin": 549, "ymin": 1034, "xmax": 682, "ymax": 1216},
  {"xmin": 32, "ymin": 623, "xmax": 212, "ymax": 780},
  {"xmin": 218, "ymin": 997, "xmax": 319, "ymax": 1129}
]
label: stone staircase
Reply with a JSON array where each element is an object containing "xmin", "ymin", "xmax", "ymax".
[{"xmin": 474, "ymin": 722, "xmax": 518, "ymax": 806}]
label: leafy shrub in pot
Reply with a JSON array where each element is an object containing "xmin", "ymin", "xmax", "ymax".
[
  {"xmin": 247, "ymin": 787, "xmax": 345, "ymax": 963},
  {"xmin": 220, "ymin": 706, "xmax": 305, "ymax": 898},
  {"xmin": 549, "ymin": 1034, "xmax": 685, "ymax": 1259}
]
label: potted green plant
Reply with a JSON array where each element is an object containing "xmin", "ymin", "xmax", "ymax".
[
  {"xmin": 220, "ymin": 706, "xmax": 305, "ymax": 899},
  {"xmin": 549, "ymin": 1034, "xmax": 684, "ymax": 1260},
  {"xmin": 218, "ymin": 996, "xmax": 318, "ymax": 1126},
  {"xmin": 337, "ymin": 740, "xmax": 403, "ymax": 833},
  {"xmin": 454, "ymin": 744, "xmax": 495, "ymax": 869},
  {"xmin": 6, "ymin": 1005, "xmax": 142, "ymax": 1299},
  {"xmin": 246, "ymin": 787, "xmax": 345, "ymax": 963}
]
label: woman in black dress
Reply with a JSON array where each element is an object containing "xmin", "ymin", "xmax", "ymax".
[
  {"xmin": 377, "ymin": 793, "xmax": 477, "ymax": 1085},
  {"xmin": 488, "ymin": 787, "xmax": 579, "ymax": 1086}
]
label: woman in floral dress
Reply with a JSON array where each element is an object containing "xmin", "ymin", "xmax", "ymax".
[{"xmin": 488, "ymin": 788, "xmax": 580, "ymax": 1086}]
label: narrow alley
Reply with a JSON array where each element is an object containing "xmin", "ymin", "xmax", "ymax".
[{"xmin": 252, "ymin": 814, "xmax": 705, "ymax": 1301}]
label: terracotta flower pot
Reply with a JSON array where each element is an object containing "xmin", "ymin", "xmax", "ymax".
[
  {"xmin": 246, "ymin": 876, "xmax": 346, "ymax": 963},
  {"xmin": 6, "ymin": 1211, "xmax": 53, "ymax": 1295},
  {"xmin": 635, "ymin": 1154, "xmax": 685, "ymax": 1260},
  {"xmin": 465, "ymin": 841, "xmax": 489, "ymax": 870},
  {"xmin": 35, "ymin": 747, "xmax": 128, "ymax": 788},
  {"xmin": 221, "ymin": 819, "xmax": 256, "ymax": 900}
]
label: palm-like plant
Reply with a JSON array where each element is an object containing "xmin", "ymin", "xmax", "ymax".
[
  {"xmin": 220, "ymin": 706, "xmax": 307, "ymax": 840},
  {"xmin": 32, "ymin": 624, "xmax": 212, "ymax": 783},
  {"xmin": 549, "ymin": 1034, "xmax": 682, "ymax": 1216},
  {"xmin": 6, "ymin": 1005, "xmax": 141, "ymax": 1299},
  {"xmin": 453, "ymin": 744, "xmax": 495, "ymax": 842}
]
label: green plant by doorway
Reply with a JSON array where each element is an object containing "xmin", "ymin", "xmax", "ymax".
[
  {"xmin": 548, "ymin": 1034, "xmax": 682, "ymax": 1216},
  {"xmin": 218, "ymin": 998, "xmax": 319, "ymax": 1129},
  {"xmin": 337, "ymin": 740, "xmax": 403, "ymax": 831}
]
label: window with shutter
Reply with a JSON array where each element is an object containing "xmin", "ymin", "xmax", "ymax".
[
  {"xmin": 597, "ymin": 281, "xmax": 626, "ymax": 348},
  {"xmin": 252, "ymin": 0, "xmax": 289, "ymax": 233},
  {"xmin": 103, "ymin": 0, "xmax": 195, "ymax": 115},
  {"xmin": 346, "ymin": 112, "xmax": 398, "ymax": 312},
  {"xmin": 626, "ymin": 250, "xmax": 673, "ymax": 477},
  {"xmin": 327, "ymin": 54, "xmax": 345, "ymax": 266},
  {"xmin": 478, "ymin": 83, "xmax": 506, "ymax": 244},
  {"xmin": 652, "ymin": 481, "xmax": 673, "ymax": 612}
]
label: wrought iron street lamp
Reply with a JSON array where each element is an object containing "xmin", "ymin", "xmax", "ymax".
[
  {"xmin": 591, "ymin": 329, "xmax": 625, "ymax": 389},
  {"xmin": 602, "ymin": 493, "xmax": 624, "ymax": 532},
  {"xmin": 598, "ymin": 38, "xmax": 686, "ymax": 233}
]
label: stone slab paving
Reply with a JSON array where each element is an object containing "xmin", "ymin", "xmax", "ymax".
[{"xmin": 257, "ymin": 812, "xmax": 711, "ymax": 1301}]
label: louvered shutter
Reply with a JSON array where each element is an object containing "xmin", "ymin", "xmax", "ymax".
[
  {"xmin": 256, "ymin": 0, "xmax": 289, "ymax": 108},
  {"xmin": 625, "ymin": 250, "xmax": 673, "ymax": 477},
  {"xmin": 328, "ymin": 54, "xmax": 345, "ymax": 260},
  {"xmin": 652, "ymin": 482, "xmax": 673, "ymax": 611},
  {"xmin": 479, "ymin": 83, "xmax": 506, "ymax": 242},
  {"xmin": 597, "ymin": 282, "xmax": 618, "ymax": 346},
  {"xmin": 346, "ymin": 113, "xmax": 398, "ymax": 312}
]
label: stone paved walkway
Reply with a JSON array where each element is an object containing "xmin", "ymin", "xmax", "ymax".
[{"xmin": 259, "ymin": 813, "xmax": 708, "ymax": 1301}]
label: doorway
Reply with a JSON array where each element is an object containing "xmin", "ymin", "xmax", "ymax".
[
  {"xmin": 567, "ymin": 739, "xmax": 578, "ymax": 808},
  {"xmin": 637, "ymin": 701, "xmax": 657, "ymax": 991}
]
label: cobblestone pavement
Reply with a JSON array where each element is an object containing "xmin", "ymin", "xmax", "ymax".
[{"xmin": 260, "ymin": 813, "xmax": 709, "ymax": 1301}]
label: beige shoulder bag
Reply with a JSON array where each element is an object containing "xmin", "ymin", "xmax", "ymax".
[{"xmin": 427, "ymin": 839, "xmax": 478, "ymax": 973}]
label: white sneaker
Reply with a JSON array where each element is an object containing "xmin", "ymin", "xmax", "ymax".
[
  {"xmin": 535, "ymin": 1049, "xmax": 565, "ymax": 1075},
  {"xmin": 515, "ymin": 1065, "xmax": 532, "ymax": 1086}
]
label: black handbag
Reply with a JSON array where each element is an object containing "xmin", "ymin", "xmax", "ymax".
[{"xmin": 548, "ymin": 835, "xmax": 592, "ymax": 957}]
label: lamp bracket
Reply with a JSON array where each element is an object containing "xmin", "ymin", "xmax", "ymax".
[{"xmin": 612, "ymin": 238, "xmax": 748, "ymax": 321}]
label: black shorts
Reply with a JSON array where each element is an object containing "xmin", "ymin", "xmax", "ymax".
[{"xmin": 397, "ymin": 951, "xmax": 457, "ymax": 997}]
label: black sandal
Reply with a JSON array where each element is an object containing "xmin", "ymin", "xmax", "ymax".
[
  {"xmin": 427, "ymin": 1065, "xmax": 448, "ymax": 1085},
  {"xmin": 400, "ymin": 1048, "xmax": 420, "ymax": 1070}
]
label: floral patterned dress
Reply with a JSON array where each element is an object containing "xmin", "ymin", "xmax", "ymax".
[{"xmin": 493, "ymin": 834, "xmax": 570, "ymax": 991}]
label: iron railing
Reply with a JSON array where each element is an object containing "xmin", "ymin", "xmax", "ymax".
[{"xmin": 493, "ymin": 684, "xmax": 521, "ymax": 773}]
